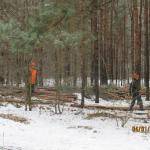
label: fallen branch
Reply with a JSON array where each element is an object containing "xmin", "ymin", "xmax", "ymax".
[{"xmin": 86, "ymin": 112, "xmax": 150, "ymax": 120}]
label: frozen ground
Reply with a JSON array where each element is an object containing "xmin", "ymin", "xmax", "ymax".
[{"xmin": 0, "ymin": 103, "xmax": 150, "ymax": 150}]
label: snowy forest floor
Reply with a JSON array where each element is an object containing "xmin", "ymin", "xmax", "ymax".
[
  {"xmin": 0, "ymin": 87, "xmax": 150, "ymax": 150},
  {"xmin": 0, "ymin": 101, "xmax": 150, "ymax": 150}
]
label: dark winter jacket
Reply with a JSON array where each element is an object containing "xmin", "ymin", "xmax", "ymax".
[{"xmin": 129, "ymin": 79, "xmax": 140, "ymax": 97}]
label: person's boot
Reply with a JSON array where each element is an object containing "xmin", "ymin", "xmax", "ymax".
[
  {"xmin": 129, "ymin": 98, "xmax": 136, "ymax": 111},
  {"xmin": 129, "ymin": 105, "xmax": 134, "ymax": 111},
  {"xmin": 139, "ymin": 103, "xmax": 144, "ymax": 111}
]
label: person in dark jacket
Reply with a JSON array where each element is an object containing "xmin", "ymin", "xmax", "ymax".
[{"xmin": 129, "ymin": 72, "xmax": 143, "ymax": 111}]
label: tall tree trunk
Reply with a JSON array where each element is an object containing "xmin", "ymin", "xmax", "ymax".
[
  {"xmin": 123, "ymin": 1, "xmax": 127, "ymax": 81},
  {"xmin": 73, "ymin": 52, "xmax": 77, "ymax": 88},
  {"xmin": 100, "ymin": 1, "xmax": 108, "ymax": 85},
  {"xmin": 131, "ymin": 1, "xmax": 135, "ymax": 73},
  {"xmin": 92, "ymin": 0, "xmax": 99, "ymax": 103},
  {"xmin": 144, "ymin": 0, "xmax": 149, "ymax": 101},
  {"xmin": 38, "ymin": 48, "xmax": 44, "ymax": 87},
  {"xmin": 91, "ymin": 16, "xmax": 94, "ymax": 86},
  {"xmin": 109, "ymin": 0, "xmax": 114, "ymax": 83},
  {"xmin": 134, "ymin": 0, "xmax": 142, "ymax": 86},
  {"xmin": 79, "ymin": 0, "xmax": 86, "ymax": 107}
]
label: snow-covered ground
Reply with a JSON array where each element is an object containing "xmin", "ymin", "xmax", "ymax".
[
  {"xmin": 74, "ymin": 93, "xmax": 150, "ymax": 107},
  {"xmin": 0, "ymin": 103, "xmax": 150, "ymax": 150}
]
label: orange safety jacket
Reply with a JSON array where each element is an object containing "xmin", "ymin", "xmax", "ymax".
[{"xmin": 29, "ymin": 67, "xmax": 37, "ymax": 85}]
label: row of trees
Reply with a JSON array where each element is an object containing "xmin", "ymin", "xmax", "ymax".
[{"xmin": 0, "ymin": 0, "xmax": 149, "ymax": 105}]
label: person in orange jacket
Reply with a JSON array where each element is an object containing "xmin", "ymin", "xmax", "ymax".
[{"xmin": 29, "ymin": 61, "xmax": 38, "ymax": 93}]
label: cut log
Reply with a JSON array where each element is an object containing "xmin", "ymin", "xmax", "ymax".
[
  {"xmin": 71, "ymin": 103, "xmax": 150, "ymax": 111},
  {"xmin": 0, "ymin": 99, "xmax": 59, "ymax": 105},
  {"xmin": 34, "ymin": 95, "xmax": 75, "ymax": 102}
]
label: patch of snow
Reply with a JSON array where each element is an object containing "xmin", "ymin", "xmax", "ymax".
[
  {"xmin": 0, "ymin": 104, "xmax": 150, "ymax": 150},
  {"xmin": 43, "ymin": 79, "xmax": 55, "ymax": 87}
]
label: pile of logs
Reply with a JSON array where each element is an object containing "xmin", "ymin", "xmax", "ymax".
[
  {"xmin": 34, "ymin": 87, "xmax": 77, "ymax": 103},
  {"xmin": 99, "ymin": 87, "xmax": 148, "ymax": 100},
  {"xmin": 0, "ymin": 87, "xmax": 24, "ymax": 96},
  {"xmin": 0, "ymin": 87, "xmax": 77, "ymax": 104}
]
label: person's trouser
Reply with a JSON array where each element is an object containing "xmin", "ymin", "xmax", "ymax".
[
  {"xmin": 28, "ymin": 84, "xmax": 35, "ymax": 93},
  {"xmin": 31, "ymin": 84, "xmax": 35, "ymax": 93},
  {"xmin": 129, "ymin": 95, "xmax": 143, "ymax": 110}
]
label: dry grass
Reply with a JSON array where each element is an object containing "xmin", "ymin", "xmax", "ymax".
[
  {"xmin": 86, "ymin": 112, "xmax": 116, "ymax": 120},
  {"xmin": 68, "ymin": 125, "xmax": 93, "ymax": 130},
  {"xmin": 77, "ymin": 125, "xmax": 93, "ymax": 130},
  {"xmin": 0, "ymin": 113, "xmax": 29, "ymax": 124}
]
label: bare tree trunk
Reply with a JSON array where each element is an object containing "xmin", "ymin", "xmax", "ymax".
[
  {"xmin": 100, "ymin": 0, "xmax": 108, "ymax": 85},
  {"xmin": 92, "ymin": 0, "xmax": 99, "ymax": 103},
  {"xmin": 109, "ymin": 0, "xmax": 114, "ymax": 83},
  {"xmin": 134, "ymin": 0, "xmax": 142, "ymax": 86},
  {"xmin": 73, "ymin": 52, "xmax": 77, "ymax": 88},
  {"xmin": 79, "ymin": 0, "xmax": 86, "ymax": 107},
  {"xmin": 131, "ymin": 1, "xmax": 135, "ymax": 73},
  {"xmin": 38, "ymin": 48, "xmax": 44, "ymax": 87},
  {"xmin": 144, "ymin": 0, "xmax": 149, "ymax": 101}
]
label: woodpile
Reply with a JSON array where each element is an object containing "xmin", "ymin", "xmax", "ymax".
[
  {"xmin": 99, "ymin": 87, "xmax": 148, "ymax": 100},
  {"xmin": 0, "ymin": 87, "xmax": 24, "ymax": 96},
  {"xmin": 0, "ymin": 87, "xmax": 77, "ymax": 104},
  {"xmin": 34, "ymin": 88, "xmax": 77, "ymax": 102}
]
